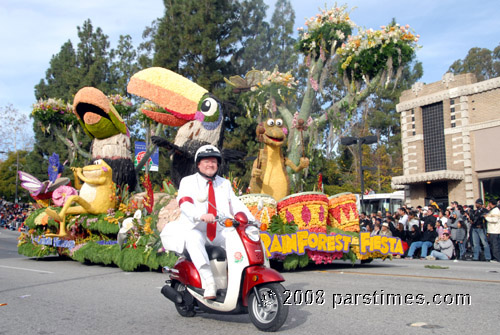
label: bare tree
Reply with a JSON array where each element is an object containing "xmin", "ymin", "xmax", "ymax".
[{"xmin": 0, "ymin": 105, "xmax": 33, "ymax": 159}]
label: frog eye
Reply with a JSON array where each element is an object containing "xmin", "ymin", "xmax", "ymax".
[
  {"xmin": 200, "ymin": 97, "xmax": 219, "ymax": 117},
  {"xmin": 275, "ymin": 119, "xmax": 283, "ymax": 126},
  {"xmin": 267, "ymin": 119, "xmax": 275, "ymax": 126},
  {"xmin": 94, "ymin": 160, "xmax": 102, "ymax": 165}
]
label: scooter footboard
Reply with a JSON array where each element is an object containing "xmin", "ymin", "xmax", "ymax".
[{"xmin": 241, "ymin": 266, "xmax": 285, "ymax": 306}]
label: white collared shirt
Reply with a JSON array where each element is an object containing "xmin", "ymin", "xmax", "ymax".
[{"xmin": 176, "ymin": 173, "xmax": 254, "ymax": 230}]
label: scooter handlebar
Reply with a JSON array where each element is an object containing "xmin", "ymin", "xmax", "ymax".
[{"xmin": 215, "ymin": 215, "xmax": 260, "ymax": 227}]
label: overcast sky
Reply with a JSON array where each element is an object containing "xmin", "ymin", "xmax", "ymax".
[{"xmin": 1, "ymin": 0, "xmax": 499, "ymax": 126}]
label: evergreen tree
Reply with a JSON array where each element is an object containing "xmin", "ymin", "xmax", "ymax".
[
  {"xmin": 449, "ymin": 45, "xmax": 500, "ymax": 81},
  {"xmin": 0, "ymin": 151, "xmax": 28, "ymax": 202},
  {"xmin": 110, "ymin": 35, "xmax": 139, "ymax": 96},
  {"xmin": 137, "ymin": 20, "xmax": 159, "ymax": 70},
  {"xmin": 231, "ymin": 0, "xmax": 271, "ymax": 72},
  {"xmin": 154, "ymin": 0, "xmax": 240, "ymax": 91},
  {"xmin": 268, "ymin": 0, "xmax": 297, "ymax": 73},
  {"xmin": 76, "ymin": 19, "xmax": 112, "ymax": 91},
  {"xmin": 34, "ymin": 41, "xmax": 79, "ymax": 101}
]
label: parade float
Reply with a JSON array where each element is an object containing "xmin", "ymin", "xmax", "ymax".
[{"xmin": 17, "ymin": 4, "xmax": 417, "ymax": 271}]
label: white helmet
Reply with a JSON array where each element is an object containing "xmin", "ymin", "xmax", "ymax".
[{"xmin": 194, "ymin": 145, "xmax": 222, "ymax": 165}]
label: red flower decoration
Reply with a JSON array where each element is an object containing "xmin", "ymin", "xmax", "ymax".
[{"xmin": 319, "ymin": 205, "xmax": 325, "ymax": 222}]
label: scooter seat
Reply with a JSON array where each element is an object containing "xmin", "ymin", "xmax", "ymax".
[{"xmin": 183, "ymin": 245, "xmax": 226, "ymax": 262}]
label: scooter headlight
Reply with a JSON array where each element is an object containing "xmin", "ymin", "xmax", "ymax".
[{"xmin": 245, "ymin": 225, "xmax": 260, "ymax": 242}]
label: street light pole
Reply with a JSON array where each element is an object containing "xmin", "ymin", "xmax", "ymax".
[
  {"xmin": 340, "ymin": 135, "xmax": 377, "ymax": 213},
  {"xmin": 14, "ymin": 129, "xmax": 19, "ymax": 204},
  {"xmin": 15, "ymin": 150, "xmax": 19, "ymax": 204},
  {"xmin": 359, "ymin": 139, "xmax": 364, "ymax": 206}
]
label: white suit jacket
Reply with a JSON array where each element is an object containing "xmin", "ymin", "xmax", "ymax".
[{"xmin": 160, "ymin": 173, "xmax": 254, "ymax": 253}]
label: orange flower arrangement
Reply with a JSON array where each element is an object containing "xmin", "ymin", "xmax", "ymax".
[{"xmin": 239, "ymin": 194, "xmax": 277, "ymax": 227}]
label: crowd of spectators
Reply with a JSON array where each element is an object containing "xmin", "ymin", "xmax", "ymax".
[
  {"xmin": 0, "ymin": 197, "xmax": 31, "ymax": 231},
  {"xmin": 359, "ymin": 198, "xmax": 500, "ymax": 262}
]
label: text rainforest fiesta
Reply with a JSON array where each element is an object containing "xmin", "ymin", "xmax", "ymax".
[{"xmin": 260, "ymin": 231, "xmax": 404, "ymax": 258}]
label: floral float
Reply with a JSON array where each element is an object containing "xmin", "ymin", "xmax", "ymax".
[
  {"xmin": 257, "ymin": 191, "xmax": 393, "ymax": 270},
  {"xmin": 18, "ymin": 172, "xmax": 178, "ymax": 271}
]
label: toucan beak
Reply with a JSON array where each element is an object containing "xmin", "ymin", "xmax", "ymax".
[{"xmin": 127, "ymin": 67, "xmax": 208, "ymax": 126}]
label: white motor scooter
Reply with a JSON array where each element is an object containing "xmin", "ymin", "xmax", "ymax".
[{"xmin": 161, "ymin": 211, "xmax": 288, "ymax": 332}]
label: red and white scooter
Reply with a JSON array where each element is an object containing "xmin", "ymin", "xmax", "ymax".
[{"xmin": 161, "ymin": 211, "xmax": 289, "ymax": 332}]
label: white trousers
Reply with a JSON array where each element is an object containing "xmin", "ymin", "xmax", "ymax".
[
  {"xmin": 184, "ymin": 228, "xmax": 226, "ymax": 270},
  {"xmin": 161, "ymin": 225, "xmax": 226, "ymax": 287},
  {"xmin": 187, "ymin": 229, "xmax": 226, "ymax": 288}
]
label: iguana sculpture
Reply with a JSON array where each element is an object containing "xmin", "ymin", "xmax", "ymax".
[{"xmin": 249, "ymin": 118, "xmax": 309, "ymax": 200}]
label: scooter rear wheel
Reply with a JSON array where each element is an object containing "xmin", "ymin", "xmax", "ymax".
[
  {"xmin": 248, "ymin": 283, "xmax": 289, "ymax": 332},
  {"xmin": 174, "ymin": 282, "xmax": 196, "ymax": 317}
]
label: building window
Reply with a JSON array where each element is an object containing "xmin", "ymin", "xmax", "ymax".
[
  {"xmin": 412, "ymin": 116, "xmax": 415, "ymax": 122},
  {"xmin": 451, "ymin": 115, "xmax": 455, "ymax": 120},
  {"xmin": 450, "ymin": 107, "xmax": 455, "ymax": 113},
  {"xmin": 450, "ymin": 99, "xmax": 455, "ymax": 105},
  {"xmin": 422, "ymin": 102, "xmax": 446, "ymax": 172}
]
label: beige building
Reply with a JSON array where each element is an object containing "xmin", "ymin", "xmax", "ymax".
[{"xmin": 392, "ymin": 73, "xmax": 500, "ymax": 208}]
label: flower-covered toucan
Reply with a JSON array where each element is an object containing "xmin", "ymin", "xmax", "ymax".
[
  {"xmin": 127, "ymin": 67, "xmax": 241, "ymax": 187},
  {"xmin": 73, "ymin": 87, "xmax": 137, "ymax": 190}
]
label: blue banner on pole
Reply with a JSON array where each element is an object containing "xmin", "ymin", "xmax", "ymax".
[{"xmin": 134, "ymin": 141, "xmax": 159, "ymax": 172}]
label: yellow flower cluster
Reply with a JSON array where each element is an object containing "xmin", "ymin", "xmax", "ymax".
[
  {"xmin": 143, "ymin": 217, "xmax": 153, "ymax": 235},
  {"xmin": 350, "ymin": 237, "xmax": 387, "ymax": 260},
  {"xmin": 104, "ymin": 216, "xmax": 120, "ymax": 225}
]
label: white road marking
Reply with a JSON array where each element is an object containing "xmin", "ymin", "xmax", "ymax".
[{"xmin": 0, "ymin": 265, "xmax": 54, "ymax": 274}]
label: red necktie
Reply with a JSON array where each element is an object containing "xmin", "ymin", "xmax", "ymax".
[{"xmin": 207, "ymin": 179, "xmax": 217, "ymax": 241}]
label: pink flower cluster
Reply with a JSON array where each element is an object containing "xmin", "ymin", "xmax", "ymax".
[
  {"xmin": 306, "ymin": 249, "xmax": 343, "ymax": 264},
  {"xmin": 301, "ymin": 205, "xmax": 311, "ymax": 224},
  {"xmin": 52, "ymin": 185, "xmax": 78, "ymax": 207}
]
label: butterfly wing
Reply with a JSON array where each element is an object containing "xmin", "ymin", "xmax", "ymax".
[{"xmin": 18, "ymin": 171, "xmax": 44, "ymax": 195}]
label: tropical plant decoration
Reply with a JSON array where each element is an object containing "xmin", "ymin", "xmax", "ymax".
[
  {"xmin": 31, "ymin": 98, "xmax": 76, "ymax": 133},
  {"xmin": 224, "ymin": 68, "xmax": 298, "ymax": 117},
  {"xmin": 336, "ymin": 23, "xmax": 420, "ymax": 86},
  {"xmin": 107, "ymin": 94, "xmax": 134, "ymax": 118},
  {"xmin": 296, "ymin": 3, "xmax": 355, "ymax": 59}
]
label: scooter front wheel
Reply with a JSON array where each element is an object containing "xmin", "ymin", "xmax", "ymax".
[
  {"xmin": 248, "ymin": 283, "xmax": 289, "ymax": 332},
  {"xmin": 174, "ymin": 282, "xmax": 196, "ymax": 317}
]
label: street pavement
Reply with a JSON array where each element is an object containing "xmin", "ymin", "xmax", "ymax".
[{"xmin": 1, "ymin": 229, "xmax": 499, "ymax": 334}]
